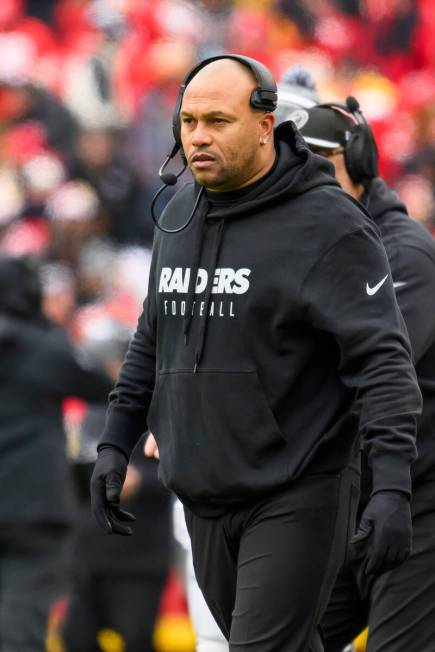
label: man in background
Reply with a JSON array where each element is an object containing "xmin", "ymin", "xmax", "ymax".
[
  {"xmin": 294, "ymin": 99, "xmax": 435, "ymax": 652},
  {"xmin": 0, "ymin": 255, "xmax": 113, "ymax": 652}
]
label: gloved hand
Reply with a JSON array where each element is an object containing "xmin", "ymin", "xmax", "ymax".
[
  {"xmin": 350, "ymin": 490, "xmax": 412, "ymax": 577},
  {"xmin": 90, "ymin": 445, "xmax": 136, "ymax": 536}
]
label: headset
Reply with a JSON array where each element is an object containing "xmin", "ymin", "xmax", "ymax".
[
  {"xmin": 316, "ymin": 96, "xmax": 379, "ymax": 186},
  {"xmin": 151, "ymin": 54, "xmax": 277, "ymax": 232}
]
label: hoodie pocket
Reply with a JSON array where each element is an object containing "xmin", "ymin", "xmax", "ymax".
[{"xmin": 147, "ymin": 369, "xmax": 289, "ymax": 505}]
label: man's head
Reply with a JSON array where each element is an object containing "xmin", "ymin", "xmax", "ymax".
[
  {"xmin": 180, "ymin": 58, "xmax": 276, "ymax": 192},
  {"xmin": 0, "ymin": 255, "xmax": 42, "ymax": 321},
  {"xmin": 288, "ymin": 99, "xmax": 378, "ymax": 199}
]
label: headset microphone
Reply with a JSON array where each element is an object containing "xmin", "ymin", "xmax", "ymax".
[
  {"xmin": 159, "ymin": 172, "xmax": 178, "ymax": 186},
  {"xmin": 158, "ymin": 144, "xmax": 184, "ymax": 186},
  {"xmin": 345, "ymin": 95, "xmax": 360, "ymax": 113},
  {"xmin": 150, "ymin": 143, "xmax": 192, "ymax": 232}
]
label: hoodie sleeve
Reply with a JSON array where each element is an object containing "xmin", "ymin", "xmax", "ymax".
[
  {"xmin": 301, "ymin": 224, "xmax": 422, "ymax": 497},
  {"xmin": 98, "ymin": 260, "xmax": 158, "ymax": 459},
  {"xmin": 389, "ymin": 245, "xmax": 435, "ymax": 364}
]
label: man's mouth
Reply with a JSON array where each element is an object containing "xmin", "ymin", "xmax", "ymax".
[{"xmin": 191, "ymin": 153, "xmax": 216, "ymax": 169}]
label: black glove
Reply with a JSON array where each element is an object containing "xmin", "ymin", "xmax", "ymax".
[
  {"xmin": 350, "ymin": 490, "xmax": 412, "ymax": 577},
  {"xmin": 90, "ymin": 446, "xmax": 136, "ymax": 536}
]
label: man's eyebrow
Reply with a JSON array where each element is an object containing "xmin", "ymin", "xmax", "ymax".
[{"xmin": 180, "ymin": 109, "xmax": 236, "ymax": 119}]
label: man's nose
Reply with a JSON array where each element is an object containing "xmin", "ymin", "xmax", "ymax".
[{"xmin": 191, "ymin": 122, "xmax": 213, "ymax": 147}]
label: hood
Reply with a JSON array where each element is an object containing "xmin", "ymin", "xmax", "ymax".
[
  {"xmin": 365, "ymin": 177, "xmax": 408, "ymax": 223},
  {"xmin": 0, "ymin": 256, "xmax": 42, "ymax": 321},
  {"xmin": 207, "ymin": 120, "xmax": 340, "ymax": 220}
]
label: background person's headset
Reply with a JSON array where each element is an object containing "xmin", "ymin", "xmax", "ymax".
[
  {"xmin": 152, "ymin": 54, "xmax": 278, "ymax": 233},
  {"xmin": 316, "ymin": 96, "xmax": 379, "ymax": 186}
]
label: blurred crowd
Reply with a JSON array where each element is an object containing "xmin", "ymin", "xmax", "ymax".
[{"xmin": 1, "ymin": 0, "xmax": 435, "ymax": 650}]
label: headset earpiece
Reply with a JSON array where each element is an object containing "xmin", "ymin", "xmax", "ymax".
[
  {"xmin": 172, "ymin": 54, "xmax": 277, "ymax": 149},
  {"xmin": 343, "ymin": 96, "xmax": 378, "ymax": 184},
  {"xmin": 315, "ymin": 96, "xmax": 378, "ymax": 185}
]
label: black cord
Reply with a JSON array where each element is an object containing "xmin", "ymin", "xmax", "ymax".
[{"xmin": 150, "ymin": 184, "xmax": 204, "ymax": 234}]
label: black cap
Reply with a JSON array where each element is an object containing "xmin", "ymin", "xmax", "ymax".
[{"xmin": 287, "ymin": 105, "xmax": 356, "ymax": 150}]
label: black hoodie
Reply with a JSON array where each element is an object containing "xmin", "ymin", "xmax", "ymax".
[
  {"xmin": 101, "ymin": 124, "xmax": 421, "ymax": 516},
  {"xmin": 365, "ymin": 178, "xmax": 435, "ymax": 491},
  {"xmin": 0, "ymin": 257, "xmax": 113, "ymax": 526}
]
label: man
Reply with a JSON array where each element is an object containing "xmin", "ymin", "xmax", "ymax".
[
  {"xmin": 0, "ymin": 255, "xmax": 113, "ymax": 652},
  {"xmin": 163, "ymin": 63, "xmax": 322, "ymax": 652},
  {"xmin": 293, "ymin": 99, "xmax": 435, "ymax": 651},
  {"xmin": 91, "ymin": 56, "xmax": 421, "ymax": 651}
]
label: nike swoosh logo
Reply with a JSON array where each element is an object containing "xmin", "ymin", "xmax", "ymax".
[
  {"xmin": 393, "ymin": 281, "xmax": 407, "ymax": 289},
  {"xmin": 366, "ymin": 274, "xmax": 389, "ymax": 296}
]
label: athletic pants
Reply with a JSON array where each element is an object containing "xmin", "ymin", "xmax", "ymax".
[
  {"xmin": 322, "ymin": 487, "xmax": 435, "ymax": 652},
  {"xmin": 185, "ymin": 467, "xmax": 360, "ymax": 651},
  {"xmin": 0, "ymin": 525, "xmax": 69, "ymax": 652}
]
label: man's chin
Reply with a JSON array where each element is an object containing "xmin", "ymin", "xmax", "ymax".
[
  {"xmin": 191, "ymin": 169, "xmax": 219, "ymax": 188},
  {"xmin": 191, "ymin": 169, "xmax": 232, "ymax": 191}
]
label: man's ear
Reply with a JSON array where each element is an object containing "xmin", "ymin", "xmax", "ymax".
[{"xmin": 259, "ymin": 112, "xmax": 275, "ymax": 144}]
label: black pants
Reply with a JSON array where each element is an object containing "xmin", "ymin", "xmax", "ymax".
[
  {"xmin": 322, "ymin": 488, "xmax": 435, "ymax": 652},
  {"xmin": 0, "ymin": 525, "xmax": 69, "ymax": 652},
  {"xmin": 185, "ymin": 468, "xmax": 359, "ymax": 651},
  {"xmin": 62, "ymin": 573, "xmax": 167, "ymax": 652}
]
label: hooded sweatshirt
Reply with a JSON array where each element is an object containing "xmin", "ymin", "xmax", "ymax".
[
  {"xmin": 0, "ymin": 257, "xmax": 113, "ymax": 526},
  {"xmin": 101, "ymin": 123, "xmax": 421, "ymax": 516},
  {"xmin": 364, "ymin": 178, "xmax": 435, "ymax": 491}
]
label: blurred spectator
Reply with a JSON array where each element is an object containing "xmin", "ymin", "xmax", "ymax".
[
  {"xmin": 407, "ymin": 145, "xmax": 435, "ymax": 186},
  {"xmin": 0, "ymin": 165, "xmax": 23, "ymax": 229},
  {"xmin": 395, "ymin": 173, "xmax": 435, "ymax": 232},
  {"xmin": 0, "ymin": 216, "xmax": 51, "ymax": 257},
  {"xmin": 46, "ymin": 180, "xmax": 105, "ymax": 265},
  {"xmin": 74, "ymin": 128, "xmax": 147, "ymax": 244},
  {"xmin": 19, "ymin": 151, "xmax": 66, "ymax": 222},
  {"xmin": 76, "ymin": 237, "xmax": 117, "ymax": 305},
  {"xmin": 0, "ymin": 80, "xmax": 79, "ymax": 169},
  {"xmin": 62, "ymin": 0, "xmax": 126, "ymax": 129},
  {"xmin": 0, "ymin": 0, "xmax": 57, "ymax": 78},
  {"xmin": 0, "ymin": 255, "xmax": 113, "ymax": 652},
  {"xmin": 40, "ymin": 261, "xmax": 76, "ymax": 327},
  {"xmin": 124, "ymin": 35, "xmax": 196, "ymax": 187}
]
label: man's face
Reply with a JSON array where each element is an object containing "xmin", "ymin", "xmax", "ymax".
[
  {"xmin": 310, "ymin": 145, "xmax": 362, "ymax": 199},
  {"xmin": 180, "ymin": 61, "xmax": 273, "ymax": 191}
]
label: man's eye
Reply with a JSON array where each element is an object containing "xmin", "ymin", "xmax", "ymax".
[
  {"xmin": 213, "ymin": 118, "xmax": 226, "ymax": 124},
  {"xmin": 182, "ymin": 118, "xmax": 194, "ymax": 125}
]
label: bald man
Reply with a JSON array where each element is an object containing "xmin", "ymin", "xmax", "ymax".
[{"xmin": 90, "ymin": 57, "xmax": 421, "ymax": 651}]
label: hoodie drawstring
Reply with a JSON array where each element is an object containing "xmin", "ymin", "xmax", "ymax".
[
  {"xmin": 193, "ymin": 218, "xmax": 225, "ymax": 372},
  {"xmin": 182, "ymin": 192, "xmax": 208, "ymax": 346}
]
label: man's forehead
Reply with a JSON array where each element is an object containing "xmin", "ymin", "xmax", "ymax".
[
  {"xmin": 182, "ymin": 59, "xmax": 255, "ymax": 106},
  {"xmin": 181, "ymin": 90, "xmax": 241, "ymax": 116}
]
